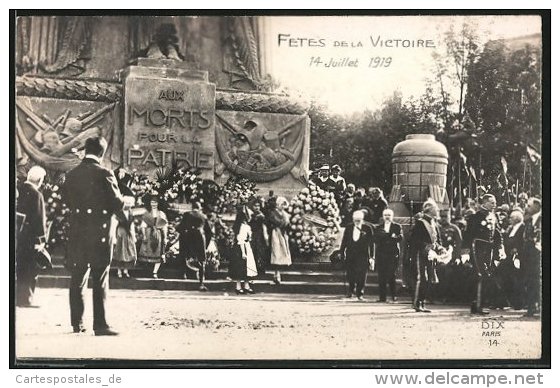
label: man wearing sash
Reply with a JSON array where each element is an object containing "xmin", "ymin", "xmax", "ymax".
[
  {"xmin": 409, "ymin": 199, "xmax": 442, "ymax": 313},
  {"xmin": 463, "ymin": 194, "xmax": 506, "ymax": 315}
]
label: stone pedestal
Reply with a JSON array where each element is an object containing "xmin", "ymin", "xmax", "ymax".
[{"xmin": 121, "ymin": 60, "xmax": 216, "ymax": 179}]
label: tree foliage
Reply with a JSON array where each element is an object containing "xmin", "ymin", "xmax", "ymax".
[{"xmin": 309, "ymin": 33, "xmax": 542, "ymax": 202}]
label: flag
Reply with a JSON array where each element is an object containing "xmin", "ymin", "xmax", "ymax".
[
  {"xmin": 527, "ymin": 145, "xmax": 541, "ymax": 163},
  {"xmin": 501, "ymin": 156, "xmax": 508, "ymax": 174},
  {"xmin": 469, "ymin": 166, "xmax": 478, "ymax": 181}
]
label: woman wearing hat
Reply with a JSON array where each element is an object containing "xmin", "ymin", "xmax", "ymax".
[
  {"xmin": 228, "ymin": 206, "xmax": 258, "ymax": 294},
  {"xmin": 111, "ymin": 196, "xmax": 137, "ymax": 278},
  {"xmin": 329, "ymin": 164, "xmax": 347, "ymax": 206},
  {"xmin": 268, "ymin": 196, "xmax": 292, "ymax": 284},
  {"xmin": 137, "ymin": 194, "xmax": 168, "ymax": 278}
]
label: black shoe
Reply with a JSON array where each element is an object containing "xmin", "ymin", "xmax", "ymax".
[
  {"xmin": 357, "ymin": 296, "xmax": 364, "ymax": 301},
  {"xmin": 413, "ymin": 301, "xmax": 426, "ymax": 312},
  {"xmin": 392, "ymin": 296, "xmax": 398, "ymax": 303},
  {"xmin": 421, "ymin": 302, "xmax": 431, "ymax": 313},
  {"xmin": 376, "ymin": 299, "xmax": 387, "ymax": 303},
  {"xmin": 346, "ymin": 293, "xmax": 354, "ymax": 298},
  {"xmin": 235, "ymin": 288, "xmax": 245, "ymax": 295},
  {"xmin": 73, "ymin": 326, "xmax": 86, "ymax": 333},
  {"xmin": 94, "ymin": 328, "xmax": 119, "ymax": 336},
  {"xmin": 244, "ymin": 288, "xmax": 255, "ymax": 294},
  {"xmin": 199, "ymin": 284, "xmax": 209, "ymax": 292}
]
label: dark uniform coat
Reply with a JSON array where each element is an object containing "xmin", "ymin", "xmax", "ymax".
[
  {"xmin": 463, "ymin": 208, "xmax": 503, "ymax": 276},
  {"xmin": 62, "ymin": 158, "xmax": 124, "ymax": 268},
  {"xmin": 408, "ymin": 214, "xmax": 441, "ymax": 303}
]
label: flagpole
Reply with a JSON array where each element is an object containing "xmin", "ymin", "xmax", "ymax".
[
  {"xmin": 515, "ymin": 179, "xmax": 519, "ymax": 207},
  {"xmin": 457, "ymin": 159, "xmax": 463, "ymax": 218}
]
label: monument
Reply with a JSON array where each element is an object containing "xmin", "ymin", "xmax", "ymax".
[{"xmin": 15, "ymin": 16, "xmax": 310, "ymax": 198}]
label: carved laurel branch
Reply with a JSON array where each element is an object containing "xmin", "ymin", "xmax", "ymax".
[
  {"xmin": 16, "ymin": 76, "xmax": 122, "ymax": 103},
  {"xmin": 16, "ymin": 76, "xmax": 310, "ymax": 114},
  {"xmin": 215, "ymin": 91, "xmax": 309, "ymax": 115}
]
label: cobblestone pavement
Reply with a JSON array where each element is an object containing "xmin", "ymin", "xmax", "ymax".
[{"xmin": 15, "ymin": 288, "xmax": 541, "ymax": 360}]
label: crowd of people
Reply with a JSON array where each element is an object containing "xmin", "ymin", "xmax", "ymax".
[
  {"xmin": 338, "ymin": 192, "xmax": 542, "ymax": 317},
  {"xmin": 15, "ymin": 138, "xmax": 543, "ymax": 336}
]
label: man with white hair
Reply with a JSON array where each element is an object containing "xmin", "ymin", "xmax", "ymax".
[
  {"xmin": 374, "ymin": 208, "xmax": 403, "ymax": 302},
  {"xmin": 408, "ymin": 199, "xmax": 441, "ymax": 312},
  {"xmin": 16, "ymin": 165, "xmax": 47, "ymax": 307},
  {"xmin": 339, "ymin": 210, "xmax": 375, "ymax": 300}
]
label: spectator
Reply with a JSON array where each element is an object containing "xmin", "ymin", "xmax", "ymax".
[
  {"xmin": 16, "ymin": 165, "xmax": 47, "ymax": 307},
  {"xmin": 138, "ymin": 194, "xmax": 168, "ymax": 278},
  {"xmin": 228, "ymin": 206, "xmax": 258, "ymax": 294}
]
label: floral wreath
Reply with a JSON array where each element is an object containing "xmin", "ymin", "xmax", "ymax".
[{"xmin": 286, "ymin": 183, "xmax": 342, "ymax": 254}]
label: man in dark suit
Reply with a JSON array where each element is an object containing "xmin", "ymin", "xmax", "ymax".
[
  {"xmin": 178, "ymin": 202, "xmax": 213, "ymax": 290},
  {"xmin": 339, "ymin": 210, "xmax": 375, "ymax": 300},
  {"xmin": 16, "ymin": 166, "xmax": 47, "ymax": 307},
  {"xmin": 522, "ymin": 197, "xmax": 542, "ymax": 317},
  {"xmin": 409, "ymin": 199, "xmax": 442, "ymax": 313},
  {"xmin": 374, "ymin": 209, "xmax": 402, "ymax": 302},
  {"xmin": 62, "ymin": 137, "xmax": 124, "ymax": 335},
  {"xmin": 363, "ymin": 187, "xmax": 388, "ymax": 225},
  {"xmin": 462, "ymin": 194, "xmax": 506, "ymax": 315},
  {"xmin": 497, "ymin": 209, "xmax": 525, "ymax": 309}
]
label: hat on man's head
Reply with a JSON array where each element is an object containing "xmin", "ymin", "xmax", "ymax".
[
  {"xmin": 331, "ymin": 164, "xmax": 342, "ymax": 173},
  {"xmin": 318, "ymin": 164, "xmax": 330, "ymax": 171},
  {"xmin": 84, "ymin": 136, "xmax": 107, "ymax": 157}
]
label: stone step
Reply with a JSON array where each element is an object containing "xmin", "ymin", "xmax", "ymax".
[
  {"xmin": 36, "ymin": 274, "xmax": 405, "ymax": 295},
  {"xmin": 42, "ymin": 265, "xmax": 371, "ymax": 283}
]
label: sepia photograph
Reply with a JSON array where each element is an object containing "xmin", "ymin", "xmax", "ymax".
[{"xmin": 11, "ymin": 10, "xmax": 549, "ymax": 366}]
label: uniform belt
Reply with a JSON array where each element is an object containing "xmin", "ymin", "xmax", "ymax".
[{"xmin": 74, "ymin": 208, "xmax": 109, "ymax": 215}]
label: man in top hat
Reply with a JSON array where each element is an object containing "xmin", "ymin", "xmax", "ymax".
[
  {"xmin": 339, "ymin": 210, "xmax": 375, "ymax": 300},
  {"xmin": 62, "ymin": 136, "xmax": 124, "ymax": 335},
  {"xmin": 16, "ymin": 165, "xmax": 47, "ymax": 307}
]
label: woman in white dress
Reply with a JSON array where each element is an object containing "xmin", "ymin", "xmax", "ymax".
[
  {"xmin": 268, "ymin": 196, "xmax": 292, "ymax": 284},
  {"xmin": 228, "ymin": 206, "xmax": 258, "ymax": 294}
]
